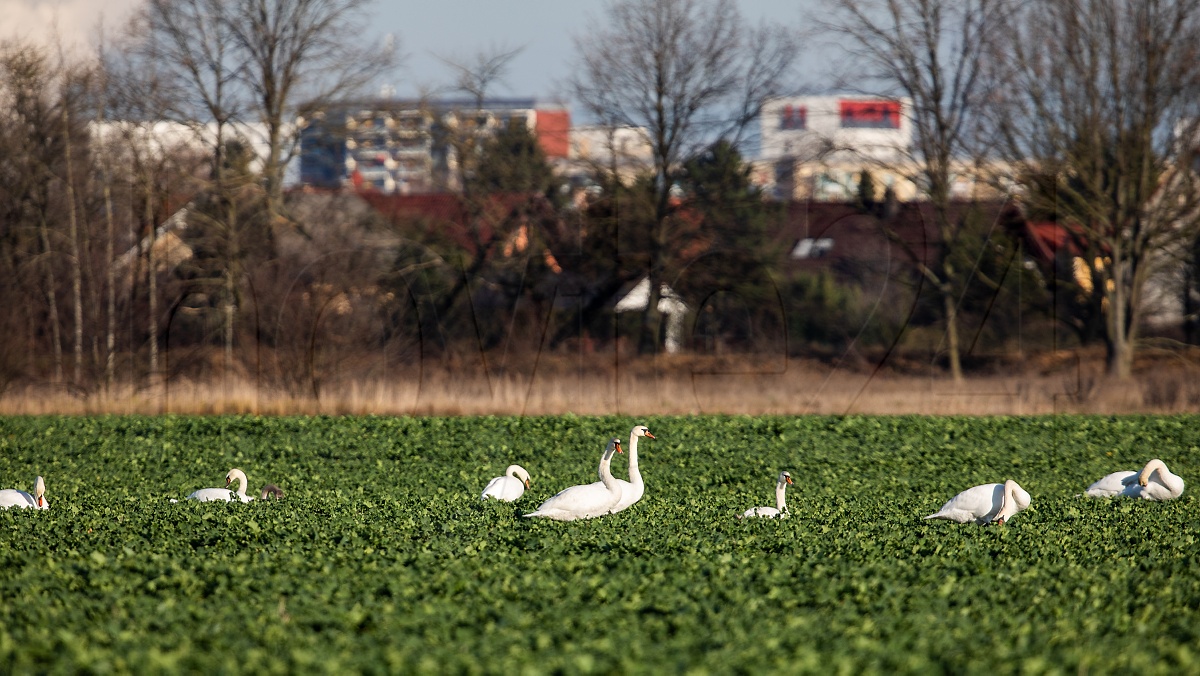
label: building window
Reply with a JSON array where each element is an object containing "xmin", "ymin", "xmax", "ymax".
[
  {"xmin": 780, "ymin": 105, "xmax": 806, "ymax": 130},
  {"xmin": 791, "ymin": 237, "xmax": 834, "ymax": 259},
  {"xmin": 839, "ymin": 100, "xmax": 901, "ymax": 129}
]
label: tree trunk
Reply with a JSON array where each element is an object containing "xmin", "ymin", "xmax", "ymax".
[
  {"xmin": 1105, "ymin": 254, "xmax": 1133, "ymax": 379},
  {"xmin": 1105, "ymin": 330, "xmax": 1134, "ymax": 379},
  {"xmin": 38, "ymin": 214, "xmax": 64, "ymax": 383},
  {"xmin": 941, "ymin": 287, "xmax": 963, "ymax": 382},
  {"xmin": 103, "ymin": 175, "xmax": 116, "ymax": 393},
  {"xmin": 637, "ymin": 267, "xmax": 663, "ymax": 355},
  {"xmin": 145, "ymin": 185, "xmax": 158, "ymax": 386},
  {"xmin": 638, "ymin": 169, "xmax": 671, "ymax": 356},
  {"xmin": 63, "ymin": 108, "xmax": 84, "ymax": 386}
]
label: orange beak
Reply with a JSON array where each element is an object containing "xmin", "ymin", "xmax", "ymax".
[
  {"xmin": 37, "ymin": 496, "xmax": 45, "ymax": 507},
  {"xmin": 786, "ymin": 476, "xmax": 793, "ymax": 485},
  {"xmin": 644, "ymin": 431, "xmax": 656, "ymax": 439},
  {"xmin": 226, "ymin": 478, "xmax": 232, "ymax": 487},
  {"xmin": 524, "ymin": 479, "xmax": 531, "ymax": 489},
  {"xmin": 616, "ymin": 441, "xmax": 623, "ymax": 454}
]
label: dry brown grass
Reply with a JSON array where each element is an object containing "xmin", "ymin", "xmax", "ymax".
[{"xmin": 5, "ymin": 348, "xmax": 1200, "ymax": 416}]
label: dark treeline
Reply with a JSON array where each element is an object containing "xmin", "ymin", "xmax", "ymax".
[{"xmin": 3, "ymin": 0, "xmax": 1200, "ymax": 401}]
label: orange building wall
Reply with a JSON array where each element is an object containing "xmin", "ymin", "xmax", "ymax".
[{"xmin": 535, "ymin": 109, "xmax": 571, "ymax": 159}]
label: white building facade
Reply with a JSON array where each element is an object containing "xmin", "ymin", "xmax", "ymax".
[{"xmin": 758, "ymin": 95, "xmax": 914, "ymax": 201}]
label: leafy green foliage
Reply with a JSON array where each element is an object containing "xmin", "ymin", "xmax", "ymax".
[
  {"xmin": 471, "ymin": 119, "xmax": 564, "ymax": 204},
  {"xmin": 679, "ymin": 142, "xmax": 789, "ymax": 353},
  {"xmin": 1, "ymin": 415, "xmax": 1197, "ymax": 673}
]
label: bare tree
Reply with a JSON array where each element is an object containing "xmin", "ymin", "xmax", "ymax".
[
  {"xmin": 93, "ymin": 39, "xmax": 120, "ymax": 393},
  {"xmin": 438, "ymin": 44, "xmax": 524, "ymax": 110},
  {"xmin": 0, "ymin": 42, "xmax": 78, "ymax": 385},
  {"xmin": 226, "ymin": 0, "xmax": 397, "ymax": 222},
  {"xmin": 139, "ymin": 0, "xmax": 248, "ymax": 382},
  {"xmin": 818, "ymin": 0, "xmax": 1008, "ymax": 382},
  {"xmin": 991, "ymin": 0, "xmax": 1200, "ymax": 378},
  {"xmin": 56, "ymin": 50, "xmax": 92, "ymax": 387},
  {"xmin": 571, "ymin": 0, "xmax": 798, "ymax": 354},
  {"xmin": 421, "ymin": 46, "xmax": 538, "ymax": 332},
  {"xmin": 101, "ymin": 27, "xmax": 209, "ymax": 391}
]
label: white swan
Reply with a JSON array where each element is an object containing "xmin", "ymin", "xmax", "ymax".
[
  {"xmin": 524, "ymin": 438, "xmax": 623, "ymax": 521},
  {"xmin": 185, "ymin": 468, "xmax": 255, "ymax": 503},
  {"xmin": 925, "ymin": 479, "xmax": 1031, "ymax": 525},
  {"xmin": 481, "ymin": 465, "xmax": 532, "ymax": 502},
  {"xmin": 0, "ymin": 476, "xmax": 49, "ymax": 510},
  {"xmin": 1085, "ymin": 458, "xmax": 1184, "ymax": 501},
  {"xmin": 586, "ymin": 425, "xmax": 655, "ymax": 514},
  {"xmin": 739, "ymin": 471, "xmax": 793, "ymax": 519}
]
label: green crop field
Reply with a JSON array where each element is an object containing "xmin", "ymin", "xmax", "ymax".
[{"xmin": 1, "ymin": 415, "xmax": 1198, "ymax": 674}]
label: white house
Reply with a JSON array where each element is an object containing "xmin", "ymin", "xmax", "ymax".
[{"xmin": 615, "ymin": 277, "xmax": 690, "ymax": 354}]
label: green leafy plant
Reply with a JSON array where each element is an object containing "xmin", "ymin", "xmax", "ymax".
[{"xmin": 0, "ymin": 415, "xmax": 1196, "ymax": 673}]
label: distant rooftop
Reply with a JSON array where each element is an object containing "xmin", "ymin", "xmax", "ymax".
[{"xmin": 313, "ymin": 97, "xmax": 569, "ymax": 112}]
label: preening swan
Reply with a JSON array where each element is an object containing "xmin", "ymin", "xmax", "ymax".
[
  {"xmin": 925, "ymin": 479, "xmax": 1031, "ymax": 525},
  {"xmin": 1085, "ymin": 458, "xmax": 1184, "ymax": 501},
  {"xmin": 739, "ymin": 471, "xmax": 792, "ymax": 519},
  {"xmin": 185, "ymin": 468, "xmax": 255, "ymax": 503},
  {"xmin": 587, "ymin": 425, "xmax": 655, "ymax": 514},
  {"xmin": 0, "ymin": 475, "xmax": 49, "ymax": 510},
  {"xmin": 481, "ymin": 465, "xmax": 532, "ymax": 502},
  {"xmin": 523, "ymin": 438, "xmax": 623, "ymax": 521}
]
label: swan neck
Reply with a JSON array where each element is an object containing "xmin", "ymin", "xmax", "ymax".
[
  {"xmin": 775, "ymin": 482, "xmax": 788, "ymax": 511},
  {"xmin": 996, "ymin": 483, "xmax": 1015, "ymax": 520},
  {"xmin": 232, "ymin": 471, "xmax": 248, "ymax": 499},
  {"xmin": 627, "ymin": 434, "xmax": 641, "ymax": 485},
  {"xmin": 599, "ymin": 450, "xmax": 618, "ymax": 491},
  {"xmin": 1140, "ymin": 459, "xmax": 1165, "ymax": 485}
]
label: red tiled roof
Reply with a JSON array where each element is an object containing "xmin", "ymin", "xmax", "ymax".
[
  {"xmin": 1021, "ymin": 221, "xmax": 1086, "ymax": 262},
  {"xmin": 359, "ymin": 192, "xmax": 550, "ymax": 255}
]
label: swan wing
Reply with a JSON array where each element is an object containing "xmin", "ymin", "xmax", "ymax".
[
  {"xmin": 1085, "ymin": 471, "xmax": 1137, "ymax": 497},
  {"xmin": 524, "ymin": 482, "xmax": 620, "ymax": 520},
  {"xmin": 481, "ymin": 475, "xmax": 525, "ymax": 502},
  {"xmin": 187, "ymin": 488, "xmax": 234, "ymax": 502},
  {"xmin": 925, "ymin": 483, "xmax": 1002, "ymax": 524},
  {"xmin": 584, "ymin": 478, "xmax": 636, "ymax": 513},
  {"xmin": 1138, "ymin": 474, "xmax": 1185, "ymax": 501},
  {"xmin": 0, "ymin": 489, "xmax": 36, "ymax": 509},
  {"xmin": 741, "ymin": 506, "xmax": 781, "ymax": 519}
]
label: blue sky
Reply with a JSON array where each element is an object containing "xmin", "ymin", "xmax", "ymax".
[
  {"xmin": 373, "ymin": 0, "xmax": 817, "ymax": 103},
  {"xmin": 6, "ymin": 0, "xmax": 821, "ymax": 105}
]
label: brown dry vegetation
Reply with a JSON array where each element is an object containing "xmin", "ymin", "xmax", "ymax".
[{"xmin": 5, "ymin": 346, "xmax": 1200, "ymax": 416}]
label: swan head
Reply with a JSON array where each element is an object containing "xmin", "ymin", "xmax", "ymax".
[
  {"xmin": 34, "ymin": 476, "xmax": 46, "ymax": 507},
  {"xmin": 225, "ymin": 468, "xmax": 248, "ymax": 490},
  {"xmin": 632, "ymin": 425, "xmax": 655, "ymax": 440},
  {"xmin": 508, "ymin": 465, "xmax": 532, "ymax": 488},
  {"xmin": 779, "ymin": 471, "xmax": 793, "ymax": 487},
  {"xmin": 606, "ymin": 437, "xmax": 623, "ymax": 456}
]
